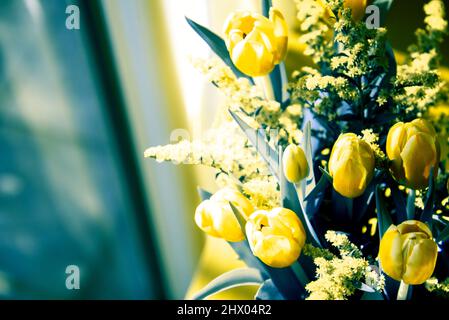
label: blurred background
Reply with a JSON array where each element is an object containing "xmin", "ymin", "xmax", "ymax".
[{"xmin": 0, "ymin": 0, "xmax": 447, "ymax": 299}]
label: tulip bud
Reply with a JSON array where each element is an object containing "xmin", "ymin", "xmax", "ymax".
[
  {"xmin": 343, "ymin": 0, "xmax": 368, "ymax": 21},
  {"xmin": 317, "ymin": 0, "xmax": 368, "ymax": 22},
  {"xmin": 386, "ymin": 119, "xmax": 440, "ymax": 189},
  {"xmin": 378, "ymin": 220, "xmax": 438, "ymax": 285},
  {"xmin": 245, "ymin": 208, "xmax": 306, "ymax": 268},
  {"xmin": 223, "ymin": 8, "xmax": 288, "ymax": 77},
  {"xmin": 194, "ymin": 188, "xmax": 254, "ymax": 242},
  {"xmin": 283, "ymin": 144, "xmax": 309, "ymax": 183},
  {"xmin": 328, "ymin": 133, "xmax": 375, "ymax": 198}
]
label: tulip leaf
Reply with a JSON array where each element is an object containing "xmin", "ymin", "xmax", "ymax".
[
  {"xmin": 229, "ymin": 241, "xmax": 305, "ymax": 300},
  {"xmin": 185, "ymin": 17, "xmax": 252, "ymax": 82},
  {"xmin": 255, "ymin": 279, "xmax": 285, "ymax": 300},
  {"xmin": 305, "ymin": 173, "xmax": 329, "ymax": 201},
  {"xmin": 302, "ymin": 121, "xmax": 316, "ymax": 196},
  {"xmin": 389, "ymin": 181, "xmax": 407, "ymax": 223},
  {"xmin": 353, "ymin": 173, "xmax": 383, "ymax": 223},
  {"xmin": 191, "ymin": 268, "xmax": 264, "ymax": 300},
  {"xmin": 361, "ymin": 291, "xmax": 385, "ymax": 300},
  {"xmin": 437, "ymin": 224, "xmax": 449, "ymax": 243},
  {"xmin": 385, "ymin": 41, "xmax": 397, "ymax": 80},
  {"xmin": 355, "ymin": 282, "xmax": 376, "ymax": 293},
  {"xmin": 375, "ymin": 185, "xmax": 394, "ymax": 239},
  {"xmin": 318, "ymin": 166, "xmax": 333, "ymax": 183},
  {"xmin": 197, "ymin": 187, "xmax": 212, "ymax": 201},
  {"xmin": 229, "ymin": 202, "xmax": 247, "ymax": 232},
  {"xmin": 406, "ymin": 189, "xmax": 416, "ymax": 220},
  {"xmin": 229, "ymin": 110, "xmax": 279, "ymax": 179},
  {"xmin": 303, "ymin": 173, "xmax": 329, "ymax": 213},
  {"xmin": 420, "ymin": 168, "xmax": 435, "ymax": 224},
  {"xmin": 228, "ymin": 241, "xmax": 268, "ymax": 272},
  {"xmin": 261, "ymin": 0, "xmax": 272, "ymax": 18}
]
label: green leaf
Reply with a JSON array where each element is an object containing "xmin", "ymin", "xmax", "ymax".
[
  {"xmin": 318, "ymin": 166, "xmax": 333, "ymax": 183},
  {"xmin": 420, "ymin": 168, "xmax": 435, "ymax": 224},
  {"xmin": 255, "ymin": 279, "xmax": 285, "ymax": 300},
  {"xmin": 390, "ymin": 181, "xmax": 407, "ymax": 222},
  {"xmin": 375, "ymin": 185, "xmax": 394, "ymax": 239},
  {"xmin": 355, "ymin": 282, "xmax": 376, "ymax": 293},
  {"xmin": 304, "ymin": 173, "xmax": 329, "ymax": 203},
  {"xmin": 437, "ymin": 224, "xmax": 449, "ymax": 243},
  {"xmin": 197, "ymin": 187, "xmax": 212, "ymax": 201},
  {"xmin": 185, "ymin": 17, "xmax": 252, "ymax": 82},
  {"xmin": 361, "ymin": 291, "xmax": 385, "ymax": 300},
  {"xmin": 191, "ymin": 268, "xmax": 264, "ymax": 300},
  {"xmin": 301, "ymin": 121, "xmax": 316, "ymax": 198},
  {"xmin": 371, "ymin": 0, "xmax": 394, "ymax": 26},
  {"xmin": 229, "ymin": 202, "xmax": 247, "ymax": 232},
  {"xmin": 261, "ymin": 0, "xmax": 272, "ymax": 17},
  {"xmin": 228, "ymin": 241, "xmax": 267, "ymax": 271},
  {"xmin": 228, "ymin": 241, "xmax": 305, "ymax": 300},
  {"xmin": 385, "ymin": 42, "xmax": 397, "ymax": 79},
  {"xmin": 229, "ymin": 110, "xmax": 279, "ymax": 179},
  {"xmin": 406, "ymin": 189, "xmax": 415, "ymax": 220}
]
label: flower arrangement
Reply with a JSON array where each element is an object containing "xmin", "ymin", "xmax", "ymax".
[{"xmin": 145, "ymin": 0, "xmax": 449, "ymax": 300}]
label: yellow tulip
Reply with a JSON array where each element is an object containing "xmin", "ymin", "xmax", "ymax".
[
  {"xmin": 378, "ymin": 220, "xmax": 438, "ymax": 285},
  {"xmin": 194, "ymin": 188, "xmax": 254, "ymax": 242},
  {"xmin": 283, "ymin": 144, "xmax": 309, "ymax": 183},
  {"xmin": 328, "ymin": 133, "xmax": 375, "ymax": 198},
  {"xmin": 317, "ymin": 0, "xmax": 368, "ymax": 22},
  {"xmin": 223, "ymin": 8, "xmax": 288, "ymax": 77},
  {"xmin": 386, "ymin": 119, "xmax": 440, "ymax": 189},
  {"xmin": 343, "ymin": 0, "xmax": 368, "ymax": 21},
  {"xmin": 245, "ymin": 208, "xmax": 306, "ymax": 268}
]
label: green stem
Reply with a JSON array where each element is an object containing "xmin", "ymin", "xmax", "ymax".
[
  {"xmin": 290, "ymin": 261, "xmax": 309, "ymax": 286},
  {"xmin": 397, "ymin": 280, "xmax": 409, "ymax": 300},
  {"xmin": 255, "ymin": 75, "xmax": 275, "ymax": 101}
]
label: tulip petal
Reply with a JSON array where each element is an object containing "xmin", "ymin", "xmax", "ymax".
[
  {"xmin": 231, "ymin": 39, "xmax": 274, "ymax": 77},
  {"xmin": 378, "ymin": 225, "xmax": 404, "ymax": 281},
  {"xmin": 269, "ymin": 8, "xmax": 288, "ymax": 62},
  {"xmin": 400, "ymin": 132, "xmax": 436, "ymax": 189},
  {"xmin": 245, "ymin": 208, "xmax": 306, "ymax": 268},
  {"xmin": 386, "ymin": 122, "xmax": 406, "ymax": 160},
  {"xmin": 194, "ymin": 200, "xmax": 222, "ymax": 238},
  {"xmin": 402, "ymin": 239, "xmax": 438, "ymax": 285},
  {"xmin": 397, "ymin": 220, "xmax": 432, "ymax": 238}
]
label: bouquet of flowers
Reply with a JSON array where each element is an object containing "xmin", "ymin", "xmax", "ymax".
[{"xmin": 145, "ymin": 0, "xmax": 449, "ymax": 300}]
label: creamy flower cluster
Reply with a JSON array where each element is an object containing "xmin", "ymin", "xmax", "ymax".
[
  {"xmin": 305, "ymin": 231, "xmax": 385, "ymax": 300},
  {"xmin": 426, "ymin": 277, "xmax": 449, "ymax": 298}
]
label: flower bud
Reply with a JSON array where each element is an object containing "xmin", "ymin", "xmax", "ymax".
[
  {"xmin": 386, "ymin": 119, "xmax": 440, "ymax": 189},
  {"xmin": 223, "ymin": 8, "xmax": 288, "ymax": 77},
  {"xmin": 245, "ymin": 208, "xmax": 306, "ymax": 268},
  {"xmin": 283, "ymin": 144, "xmax": 309, "ymax": 183},
  {"xmin": 328, "ymin": 133, "xmax": 375, "ymax": 198},
  {"xmin": 343, "ymin": 0, "xmax": 368, "ymax": 21},
  {"xmin": 194, "ymin": 188, "xmax": 254, "ymax": 242},
  {"xmin": 378, "ymin": 220, "xmax": 438, "ymax": 285}
]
